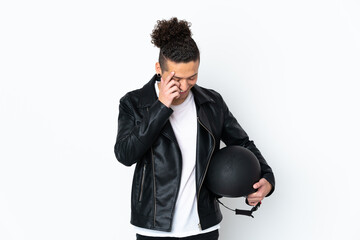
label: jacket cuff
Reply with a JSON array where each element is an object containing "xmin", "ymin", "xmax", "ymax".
[{"xmin": 148, "ymin": 100, "xmax": 174, "ymax": 124}]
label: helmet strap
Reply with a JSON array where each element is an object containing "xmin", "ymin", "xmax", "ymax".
[{"xmin": 216, "ymin": 198, "xmax": 261, "ymax": 218}]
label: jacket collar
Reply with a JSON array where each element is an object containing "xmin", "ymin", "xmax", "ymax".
[
  {"xmin": 137, "ymin": 74, "xmax": 215, "ymax": 108},
  {"xmin": 192, "ymin": 84, "xmax": 215, "ymax": 106}
]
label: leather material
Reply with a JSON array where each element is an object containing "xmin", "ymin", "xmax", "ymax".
[{"xmin": 114, "ymin": 74, "xmax": 275, "ymax": 232}]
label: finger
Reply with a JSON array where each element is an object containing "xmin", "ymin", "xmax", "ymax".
[
  {"xmin": 165, "ymin": 81, "xmax": 180, "ymax": 93},
  {"xmin": 247, "ymin": 193, "xmax": 262, "ymax": 199},
  {"xmin": 168, "ymin": 85, "xmax": 181, "ymax": 94},
  {"xmin": 248, "ymin": 194, "xmax": 265, "ymax": 202},
  {"xmin": 249, "ymin": 201, "xmax": 259, "ymax": 206},
  {"xmin": 249, "ymin": 189, "xmax": 266, "ymax": 199},
  {"xmin": 164, "ymin": 72, "xmax": 175, "ymax": 85},
  {"xmin": 247, "ymin": 192, "xmax": 256, "ymax": 198},
  {"xmin": 169, "ymin": 91, "xmax": 180, "ymax": 100},
  {"xmin": 247, "ymin": 196, "xmax": 263, "ymax": 202},
  {"xmin": 169, "ymin": 91, "xmax": 181, "ymax": 100},
  {"xmin": 247, "ymin": 192, "xmax": 264, "ymax": 200},
  {"xmin": 254, "ymin": 184, "xmax": 270, "ymax": 197},
  {"xmin": 167, "ymin": 79, "xmax": 180, "ymax": 88},
  {"xmin": 253, "ymin": 182, "xmax": 261, "ymax": 190}
]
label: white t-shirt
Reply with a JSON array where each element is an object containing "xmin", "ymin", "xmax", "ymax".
[{"xmin": 134, "ymin": 83, "xmax": 220, "ymax": 237}]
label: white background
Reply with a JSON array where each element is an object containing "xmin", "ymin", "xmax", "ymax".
[{"xmin": 1, "ymin": 0, "xmax": 359, "ymax": 239}]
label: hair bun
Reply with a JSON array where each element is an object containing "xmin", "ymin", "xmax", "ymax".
[{"xmin": 151, "ymin": 17, "xmax": 192, "ymax": 48}]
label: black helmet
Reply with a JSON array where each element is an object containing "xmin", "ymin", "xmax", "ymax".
[{"xmin": 206, "ymin": 145, "xmax": 261, "ymax": 198}]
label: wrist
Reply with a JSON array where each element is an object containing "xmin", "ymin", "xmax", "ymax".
[{"xmin": 158, "ymin": 97, "xmax": 171, "ymax": 108}]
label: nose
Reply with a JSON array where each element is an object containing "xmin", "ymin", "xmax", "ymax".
[{"xmin": 179, "ymin": 79, "xmax": 189, "ymax": 91}]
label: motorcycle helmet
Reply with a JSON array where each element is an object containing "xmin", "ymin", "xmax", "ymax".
[{"xmin": 205, "ymin": 145, "xmax": 261, "ymax": 198}]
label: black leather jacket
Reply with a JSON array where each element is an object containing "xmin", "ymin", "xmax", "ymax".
[{"xmin": 114, "ymin": 75, "xmax": 275, "ymax": 232}]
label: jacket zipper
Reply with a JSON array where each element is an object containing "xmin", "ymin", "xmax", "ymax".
[
  {"xmin": 138, "ymin": 164, "xmax": 146, "ymax": 202},
  {"xmin": 196, "ymin": 117, "xmax": 216, "ymax": 230},
  {"xmin": 151, "ymin": 147, "xmax": 157, "ymax": 227}
]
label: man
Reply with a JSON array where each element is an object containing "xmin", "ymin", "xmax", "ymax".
[{"xmin": 114, "ymin": 17, "xmax": 275, "ymax": 240}]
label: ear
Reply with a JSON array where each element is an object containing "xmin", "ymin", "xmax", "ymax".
[{"xmin": 155, "ymin": 62, "xmax": 162, "ymax": 75}]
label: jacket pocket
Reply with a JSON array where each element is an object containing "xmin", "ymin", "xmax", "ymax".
[{"xmin": 138, "ymin": 163, "xmax": 146, "ymax": 202}]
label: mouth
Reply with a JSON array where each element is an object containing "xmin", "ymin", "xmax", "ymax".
[{"xmin": 180, "ymin": 89, "xmax": 187, "ymax": 95}]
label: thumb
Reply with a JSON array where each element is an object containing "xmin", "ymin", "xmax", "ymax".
[{"xmin": 253, "ymin": 182, "xmax": 260, "ymax": 189}]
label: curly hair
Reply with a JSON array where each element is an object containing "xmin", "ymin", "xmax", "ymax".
[{"xmin": 151, "ymin": 17, "xmax": 200, "ymax": 71}]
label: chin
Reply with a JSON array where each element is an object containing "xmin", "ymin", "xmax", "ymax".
[{"xmin": 180, "ymin": 93, "xmax": 189, "ymax": 99}]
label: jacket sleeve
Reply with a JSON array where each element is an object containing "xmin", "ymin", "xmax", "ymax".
[
  {"xmin": 114, "ymin": 95, "xmax": 173, "ymax": 166},
  {"xmin": 219, "ymin": 95, "xmax": 275, "ymax": 197}
]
